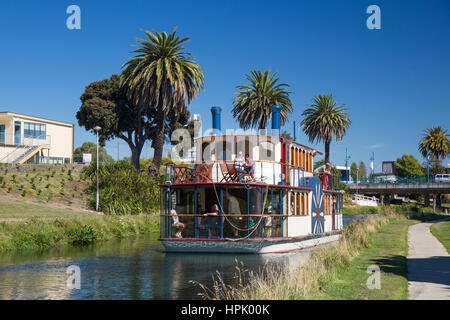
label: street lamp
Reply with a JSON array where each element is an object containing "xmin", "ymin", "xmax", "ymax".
[
  {"xmin": 93, "ymin": 126, "xmax": 101, "ymax": 212},
  {"xmin": 345, "ymin": 148, "xmax": 351, "ymax": 184},
  {"xmin": 370, "ymin": 152, "xmax": 375, "ymax": 183},
  {"xmin": 426, "ymin": 145, "xmax": 430, "ymax": 183}
]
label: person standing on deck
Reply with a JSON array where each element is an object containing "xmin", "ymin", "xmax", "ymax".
[{"xmin": 322, "ymin": 162, "xmax": 331, "ymax": 190}]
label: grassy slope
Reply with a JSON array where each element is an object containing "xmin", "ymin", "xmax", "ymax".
[
  {"xmin": 0, "ymin": 165, "xmax": 89, "ymax": 209},
  {"xmin": 430, "ymin": 220, "xmax": 450, "ymax": 254},
  {"xmin": 311, "ymin": 216, "xmax": 415, "ymax": 299},
  {"xmin": 0, "ymin": 199, "xmax": 91, "ymax": 220}
]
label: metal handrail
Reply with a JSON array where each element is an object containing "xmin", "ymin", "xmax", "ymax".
[{"xmin": 164, "ymin": 161, "xmax": 342, "ymax": 191}]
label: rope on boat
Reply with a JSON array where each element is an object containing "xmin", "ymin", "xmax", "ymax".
[{"xmin": 211, "ymin": 177, "xmax": 270, "ymax": 242}]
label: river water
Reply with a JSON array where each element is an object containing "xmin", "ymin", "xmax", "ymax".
[{"xmin": 0, "ymin": 215, "xmax": 364, "ymax": 300}]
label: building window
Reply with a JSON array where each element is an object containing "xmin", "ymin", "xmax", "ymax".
[
  {"xmin": 24, "ymin": 122, "xmax": 46, "ymax": 139},
  {"xmin": 0, "ymin": 125, "xmax": 4, "ymax": 144}
]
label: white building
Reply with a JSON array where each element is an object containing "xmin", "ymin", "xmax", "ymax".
[{"xmin": 0, "ymin": 112, "xmax": 74, "ymax": 164}]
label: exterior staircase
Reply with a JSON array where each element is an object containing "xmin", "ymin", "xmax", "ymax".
[{"xmin": 0, "ymin": 145, "xmax": 48, "ymax": 164}]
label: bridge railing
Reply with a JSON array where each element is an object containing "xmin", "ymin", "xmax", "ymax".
[{"xmin": 352, "ymin": 176, "xmax": 437, "ymax": 184}]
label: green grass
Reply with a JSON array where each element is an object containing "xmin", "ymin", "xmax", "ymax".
[
  {"xmin": 0, "ymin": 199, "xmax": 160, "ymax": 252},
  {"xmin": 0, "ymin": 213, "xmax": 160, "ymax": 252},
  {"xmin": 196, "ymin": 210, "xmax": 444, "ymax": 300},
  {"xmin": 0, "ymin": 199, "xmax": 91, "ymax": 220},
  {"xmin": 309, "ymin": 216, "xmax": 416, "ymax": 299},
  {"xmin": 0, "ymin": 165, "xmax": 88, "ymax": 208},
  {"xmin": 430, "ymin": 220, "xmax": 450, "ymax": 254}
]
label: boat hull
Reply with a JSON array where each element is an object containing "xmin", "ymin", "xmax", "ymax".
[{"xmin": 160, "ymin": 232, "xmax": 341, "ymax": 254}]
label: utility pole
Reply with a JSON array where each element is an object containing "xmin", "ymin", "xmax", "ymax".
[
  {"xmin": 293, "ymin": 121, "xmax": 296, "ymax": 141},
  {"xmin": 370, "ymin": 152, "xmax": 375, "ymax": 182},
  {"xmin": 427, "ymin": 155, "xmax": 430, "ymax": 182},
  {"xmin": 94, "ymin": 126, "xmax": 101, "ymax": 212},
  {"xmin": 345, "ymin": 148, "xmax": 351, "ymax": 184}
]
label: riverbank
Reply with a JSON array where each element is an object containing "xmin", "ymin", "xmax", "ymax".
[
  {"xmin": 0, "ymin": 200, "xmax": 160, "ymax": 252},
  {"xmin": 196, "ymin": 210, "xmax": 444, "ymax": 300},
  {"xmin": 343, "ymin": 203, "xmax": 435, "ymax": 215}
]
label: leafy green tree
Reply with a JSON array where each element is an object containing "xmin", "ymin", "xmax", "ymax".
[
  {"xmin": 419, "ymin": 126, "xmax": 449, "ymax": 160},
  {"xmin": 76, "ymin": 75, "xmax": 190, "ymax": 170},
  {"xmin": 358, "ymin": 161, "xmax": 367, "ymax": 178},
  {"xmin": 232, "ymin": 69, "xmax": 293, "ymax": 129},
  {"xmin": 350, "ymin": 161, "xmax": 358, "ymax": 180},
  {"xmin": 76, "ymin": 74, "xmax": 151, "ymax": 169},
  {"xmin": 281, "ymin": 130, "xmax": 293, "ymax": 140},
  {"xmin": 394, "ymin": 154, "xmax": 425, "ymax": 177},
  {"xmin": 74, "ymin": 142, "xmax": 114, "ymax": 164},
  {"xmin": 121, "ymin": 28, "xmax": 204, "ymax": 174},
  {"xmin": 301, "ymin": 93, "xmax": 351, "ymax": 164}
]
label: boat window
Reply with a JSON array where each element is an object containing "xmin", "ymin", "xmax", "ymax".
[
  {"xmin": 216, "ymin": 140, "xmax": 233, "ymax": 161},
  {"xmin": 174, "ymin": 188, "xmax": 196, "ymax": 214},
  {"xmin": 260, "ymin": 141, "xmax": 274, "ymax": 161}
]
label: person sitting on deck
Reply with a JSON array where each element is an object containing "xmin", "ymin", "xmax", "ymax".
[
  {"xmin": 198, "ymin": 159, "xmax": 211, "ymax": 182},
  {"xmin": 203, "ymin": 204, "xmax": 220, "ymax": 216},
  {"xmin": 234, "ymin": 151, "xmax": 244, "ymax": 169},
  {"xmin": 170, "ymin": 207, "xmax": 185, "ymax": 238},
  {"xmin": 243, "ymin": 153, "xmax": 255, "ymax": 181}
]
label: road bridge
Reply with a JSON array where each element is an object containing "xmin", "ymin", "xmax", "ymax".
[{"xmin": 347, "ymin": 182, "xmax": 450, "ymax": 211}]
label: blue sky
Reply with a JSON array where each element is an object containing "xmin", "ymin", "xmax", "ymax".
[{"xmin": 0, "ymin": 0, "xmax": 449, "ymax": 171}]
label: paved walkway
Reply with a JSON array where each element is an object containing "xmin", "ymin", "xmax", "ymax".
[{"xmin": 407, "ymin": 218, "xmax": 450, "ymax": 300}]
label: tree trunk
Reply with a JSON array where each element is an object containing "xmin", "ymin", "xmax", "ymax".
[
  {"xmin": 149, "ymin": 109, "xmax": 167, "ymax": 176},
  {"xmin": 130, "ymin": 145, "xmax": 142, "ymax": 170},
  {"xmin": 324, "ymin": 141, "xmax": 330, "ymax": 164}
]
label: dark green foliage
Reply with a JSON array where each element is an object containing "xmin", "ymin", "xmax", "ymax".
[
  {"xmin": 350, "ymin": 162, "xmax": 358, "ymax": 180},
  {"xmin": 394, "ymin": 154, "xmax": 425, "ymax": 177},
  {"xmin": 358, "ymin": 161, "xmax": 367, "ymax": 178},
  {"xmin": 67, "ymin": 225, "xmax": 97, "ymax": 245},
  {"xmin": 301, "ymin": 93, "xmax": 351, "ymax": 164},
  {"xmin": 73, "ymin": 142, "xmax": 115, "ymax": 164},
  {"xmin": 419, "ymin": 126, "xmax": 449, "ymax": 160},
  {"xmin": 232, "ymin": 69, "xmax": 293, "ymax": 130},
  {"xmin": 83, "ymin": 160, "xmax": 162, "ymax": 214}
]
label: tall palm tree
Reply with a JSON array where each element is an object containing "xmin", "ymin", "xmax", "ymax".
[
  {"xmin": 418, "ymin": 126, "xmax": 449, "ymax": 160},
  {"xmin": 232, "ymin": 69, "xmax": 293, "ymax": 130},
  {"xmin": 121, "ymin": 28, "xmax": 204, "ymax": 172},
  {"xmin": 301, "ymin": 93, "xmax": 351, "ymax": 164}
]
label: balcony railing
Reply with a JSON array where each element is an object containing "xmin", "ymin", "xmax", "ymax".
[
  {"xmin": 0, "ymin": 133, "xmax": 51, "ymax": 147},
  {"xmin": 164, "ymin": 161, "xmax": 342, "ymax": 191},
  {"xmin": 349, "ymin": 176, "xmax": 441, "ymax": 184}
]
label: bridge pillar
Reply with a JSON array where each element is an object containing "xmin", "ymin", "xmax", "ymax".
[
  {"xmin": 436, "ymin": 194, "xmax": 442, "ymax": 211},
  {"xmin": 424, "ymin": 194, "xmax": 430, "ymax": 207},
  {"xmin": 380, "ymin": 195, "xmax": 384, "ymax": 205},
  {"xmin": 432, "ymin": 194, "xmax": 437, "ymax": 211}
]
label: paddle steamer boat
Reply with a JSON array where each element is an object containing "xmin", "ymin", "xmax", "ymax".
[{"xmin": 159, "ymin": 106, "xmax": 344, "ymax": 253}]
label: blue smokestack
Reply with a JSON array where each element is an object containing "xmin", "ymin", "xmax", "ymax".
[
  {"xmin": 211, "ymin": 106, "xmax": 222, "ymax": 132},
  {"xmin": 271, "ymin": 105, "xmax": 281, "ymax": 136}
]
